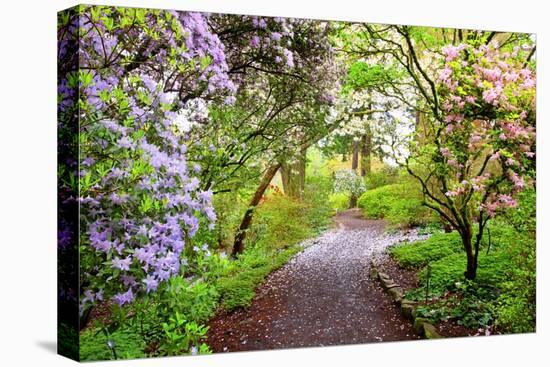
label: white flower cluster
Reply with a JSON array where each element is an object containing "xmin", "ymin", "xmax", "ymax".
[
  {"xmin": 333, "ymin": 169, "xmax": 366, "ymax": 196},
  {"xmin": 174, "ymin": 98, "xmax": 210, "ymax": 133}
]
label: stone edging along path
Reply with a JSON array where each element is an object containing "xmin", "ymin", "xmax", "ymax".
[{"xmin": 370, "ymin": 260, "xmax": 444, "ymax": 340}]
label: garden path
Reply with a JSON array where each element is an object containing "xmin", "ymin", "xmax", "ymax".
[{"xmin": 207, "ymin": 209, "xmax": 420, "ymax": 352}]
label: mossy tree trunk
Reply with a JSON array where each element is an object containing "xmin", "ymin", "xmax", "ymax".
[
  {"xmin": 349, "ymin": 141, "xmax": 360, "ymax": 208},
  {"xmin": 351, "ymin": 140, "xmax": 359, "ymax": 172},
  {"xmin": 280, "ymin": 147, "xmax": 306, "ymax": 200},
  {"xmin": 360, "ymin": 125, "xmax": 372, "ymax": 177}
]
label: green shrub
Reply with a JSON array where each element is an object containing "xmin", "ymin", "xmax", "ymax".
[
  {"xmin": 414, "ymin": 281, "xmax": 497, "ymax": 329},
  {"xmin": 364, "ymin": 165, "xmax": 401, "ymax": 189},
  {"xmin": 390, "ymin": 231, "xmax": 463, "ymax": 268},
  {"xmin": 358, "ymin": 183, "xmax": 435, "ymax": 227},
  {"xmin": 494, "ymin": 189, "xmax": 536, "ymax": 333},
  {"xmin": 496, "ymin": 290, "xmax": 535, "ymax": 333},
  {"xmin": 395, "ymin": 226, "xmax": 517, "ymax": 299},
  {"xmin": 328, "ymin": 192, "xmax": 349, "ymax": 212},
  {"xmin": 251, "ymin": 195, "xmax": 313, "ymax": 249},
  {"xmin": 389, "ymin": 189, "xmax": 535, "ymax": 333},
  {"xmin": 158, "ymin": 277, "xmax": 220, "ymax": 324},
  {"xmin": 494, "ymin": 241, "xmax": 535, "ymax": 334},
  {"xmin": 401, "ymin": 232, "xmax": 513, "ymax": 329},
  {"xmin": 158, "ymin": 312, "xmax": 211, "ymax": 356},
  {"xmin": 201, "ymin": 190, "xmax": 249, "ymax": 252}
]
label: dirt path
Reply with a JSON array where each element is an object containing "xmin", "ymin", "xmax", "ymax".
[{"xmin": 207, "ymin": 209, "xmax": 420, "ymax": 352}]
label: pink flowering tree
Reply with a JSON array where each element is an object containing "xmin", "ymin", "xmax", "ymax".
[
  {"xmin": 340, "ymin": 25, "xmax": 535, "ymax": 280},
  {"xmin": 405, "ymin": 41, "xmax": 536, "ymax": 279}
]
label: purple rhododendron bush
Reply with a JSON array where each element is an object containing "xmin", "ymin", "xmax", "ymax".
[{"xmin": 57, "ymin": 5, "xmax": 536, "ymax": 361}]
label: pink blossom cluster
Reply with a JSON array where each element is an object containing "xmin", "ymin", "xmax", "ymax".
[
  {"xmin": 435, "ymin": 40, "xmax": 535, "ymax": 219},
  {"xmin": 438, "ymin": 43, "xmax": 535, "ymax": 115},
  {"xmin": 482, "ymin": 194, "xmax": 518, "ymax": 217},
  {"xmin": 441, "ymin": 43, "xmax": 466, "ymax": 62}
]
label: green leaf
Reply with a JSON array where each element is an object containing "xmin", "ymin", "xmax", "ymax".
[
  {"xmin": 102, "ymin": 16, "xmax": 115, "ymax": 32},
  {"xmin": 90, "ymin": 7, "xmax": 101, "ymax": 22},
  {"xmin": 79, "ymin": 70, "xmax": 94, "ymax": 88},
  {"xmin": 200, "ymin": 56, "xmax": 212, "ymax": 71}
]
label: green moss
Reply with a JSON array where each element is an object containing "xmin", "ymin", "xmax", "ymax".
[{"xmin": 423, "ymin": 323, "xmax": 443, "ymax": 339}]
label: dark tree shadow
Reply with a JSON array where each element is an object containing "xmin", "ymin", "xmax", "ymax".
[{"xmin": 36, "ymin": 340, "xmax": 57, "ymax": 354}]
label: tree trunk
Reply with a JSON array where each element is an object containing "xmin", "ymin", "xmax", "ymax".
[
  {"xmin": 280, "ymin": 162, "xmax": 292, "ymax": 196},
  {"xmin": 349, "ymin": 194, "xmax": 358, "ymax": 208},
  {"xmin": 351, "ymin": 140, "xmax": 359, "ymax": 172},
  {"xmin": 465, "ymin": 251, "xmax": 478, "ymax": 280},
  {"xmin": 232, "ymin": 163, "xmax": 282, "ymax": 257},
  {"xmin": 460, "ymin": 227, "xmax": 478, "ymax": 280},
  {"xmin": 280, "ymin": 148, "xmax": 306, "ymax": 199},
  {"xmin": 298, "ymin": 147, "xmax": 306, "ymax": 198},
  {"xmin": 280, "ymin": 162, "xmax": 301, "ymax": 199},
  {"xmin": 360, "ymin": 126, "xmax": 372, "ymax": 177},
  {"xmin": 415, "ymin": 110, "xmax": 428, "ymax": 144},
  {"xmin": 349, "ymin": 141, "xmax": 360, "ymax": 208}
]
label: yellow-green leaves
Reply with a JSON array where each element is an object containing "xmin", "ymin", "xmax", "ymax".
[
  {"xmin": 79, "ymin": 70, "xmax": 94, "ymax": 88},
  {"xmin": 200, "ymin": 56, "xmax": 212, "ymax": 71},
  {"xmin": 102, "ymin": 16, "xmax": 115, "ymax": 32}
]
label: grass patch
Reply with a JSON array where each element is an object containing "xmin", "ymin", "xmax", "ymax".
[
  {"xmin": 216, "ymin": 245, "xmax": 302, "ymax": 311},
  {"xmin": 416, "ymin": 250, "xmax": 512, "ymax": 296}
]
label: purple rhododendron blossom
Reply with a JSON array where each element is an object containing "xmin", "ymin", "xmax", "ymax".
[
  {"xmin": 250, "ymin": 35, "xmax": 260, "ymax": 48},
  {"xmin": 112, "ymin": 256, "xmax": 132, "ymax": 271},
  {"xmin": 112, "ymin": 288, "xmax": 134, "ymax": 306},
  {"xmin": 143, "ymin": 275, "xmax": 159, "ymax": 293}
]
